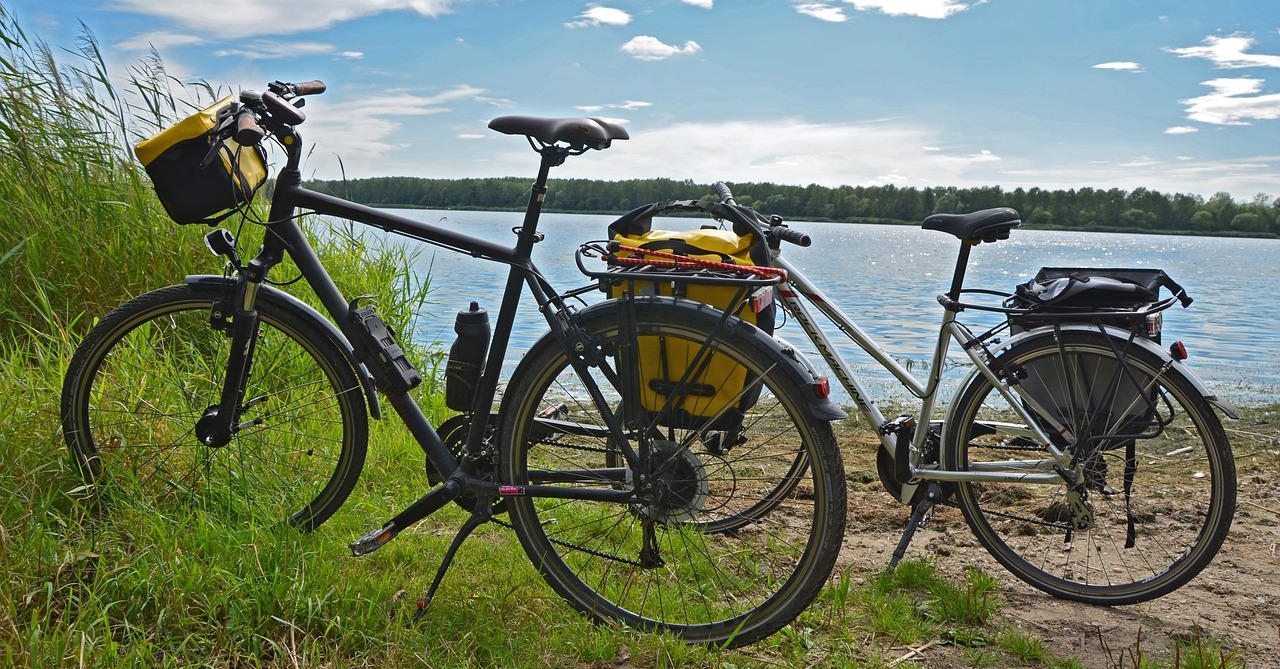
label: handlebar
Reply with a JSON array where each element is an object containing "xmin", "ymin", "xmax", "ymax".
[
  {"xmin": 234, "ymin": 110, "xmax": 265, "ymax": 146},
  {"xmin": 772, "ymin": 225, "xmax": 812, "ymax": 248},
  {"xmin": 279, "ymin": 80, "xmax": 327, "ymax": 97},
  {"xmin": 711, "ymin": 181, "xmax": 811, "ymax": 248},
  {"xmin": 215, "ymin": 79, "xmax": 325, "ymax": 149},
  {"xmin": 712, "ymin": 182, "xmax": 736, "ymax": 205},
  {"xmin": 263, "ymin": 90, "xmax": 306, "ymax": 126}
]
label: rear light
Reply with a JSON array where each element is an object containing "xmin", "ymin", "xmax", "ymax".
[
  {"xmin": 814, "ymin": 376, "xmax": 830, "ymax": 399},
  {"xmin": 1169, "ymin": 340, "xmax": 1188, "ymax": 360},
  {"xmin": 1145, "ymin": 312, "xmax": 1162, "ymax": 339}
]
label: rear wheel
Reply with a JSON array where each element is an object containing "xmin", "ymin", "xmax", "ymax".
[
  {"xmin": 61, "ymin": 284, "xmax": 368, "ymax": 529},
  {"xmin": 500, "ymin": 300, "xmax": 845, "ymax": 648},
  {"xmin": 943, "ymin": 330, "xmax": 1235, "ymax": 604}
]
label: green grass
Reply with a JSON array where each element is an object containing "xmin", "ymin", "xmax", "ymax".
[{"xmin": 0, "ymin": 6, "xmax": 1268, "ymax": 668}]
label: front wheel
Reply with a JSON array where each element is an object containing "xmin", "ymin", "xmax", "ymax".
[
  {"xmin": 61, "ymin": 284, "xmax": 368, "ymax": 529},
  {"xmin": 942, "ymin": 330, "xmax": 1235, "ymax": 604},
  {"xmin": 499, "ymin": 299, "xmax": 846, "ymax": 648}
]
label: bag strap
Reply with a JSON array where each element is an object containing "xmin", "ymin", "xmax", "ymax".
[{"xmin": 607, "ymin": 199, "xmax": 771, "ymax": 268}]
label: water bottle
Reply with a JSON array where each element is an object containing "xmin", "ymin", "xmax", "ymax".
[{"xmin": 445, "ymin": 301, "xmax": 490, "ymax": 412}]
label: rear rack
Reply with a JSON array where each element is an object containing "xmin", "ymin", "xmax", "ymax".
[{"xmin": 576, "ymin": 241, "xmax": 788, "ymax": 289}]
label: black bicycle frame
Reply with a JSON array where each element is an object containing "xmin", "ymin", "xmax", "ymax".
[{"xmin": 216, "ymin": 126, "xmax": 639, "ymax": 508}]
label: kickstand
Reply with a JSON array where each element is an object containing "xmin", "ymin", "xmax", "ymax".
[
  {"xmin": 411, "ymin": 496, "xmax": 493, "ymax": 623},
  {"xmin": 887, "ymin": 482, "xmax": 942, "ymax": 572}
]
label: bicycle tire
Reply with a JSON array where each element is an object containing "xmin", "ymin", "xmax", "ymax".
[
  {"xmin": 942, "ymin": 329, "xmax": 1235, "ymax": 604},
  {"xmin": 61, "ymin": 284, "xmax": 368, "ymax": 530},
  {"xmin": 499, "ymin": 298, "xmax": 845, "ymax": 648}
]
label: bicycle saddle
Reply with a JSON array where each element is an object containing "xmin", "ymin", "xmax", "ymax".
[
  {"xmin": 488, "ymin": 115, "xmax": 630, "ymax": 150},
  {"xmin": 922, "ymin": 207, "xmax": 1021, "ymax": 244}
]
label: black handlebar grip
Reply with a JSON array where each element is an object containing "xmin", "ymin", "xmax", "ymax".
[
  {"xmin": 712, "ymin": 182, "xmax": 735, "ymax": 204},
  {"xmin": 234, "ymin": 112, "xmax": 265, "ymax": 146},
  {"xmin": 292, "ymin": 80, "xmax": 326, "ymax": 96},
  {"xmin": 774, "ymin": 226, "xmax": 812, "ymax": 247},
  {"xmin": 263, "ymin": 90, "xmax": 307, "ymax": 126}
]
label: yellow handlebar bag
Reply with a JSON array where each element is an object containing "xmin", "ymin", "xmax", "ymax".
[{"xmin": 135, "ymin": 95, "xmax": 267, "ymax": 225}]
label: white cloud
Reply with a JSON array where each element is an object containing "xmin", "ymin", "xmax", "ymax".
[
  {"xmin": 1168, "ymin": 34, "xmax": 1280, "ymax": 69},
  {"xmin": 1180, "ymin": 77, "xmax": 1280, "ymax": 125},
  {"xmin": 301, "ymin": 84, "xmax": 488, "ymax": 175},
  {"xmin": 457, "ymin": 133, "xmax": 485, "ymax": 139},
  {"xmin": 845, "ymin": 0, "xmax": 970, "ymax": 20},
  {"xmin": 576, "ymin": 100, "xmax": 652, "ymax": 113},
  {"xmin": 681, "ymin": 0, "xmax": 713, "ymax": 7},
  {"xmin": 212, "ymin": 41, "xmax": 365, "ymax": 60},
  {"xmin": 795, "ymin": 3, "xmax": 849, "ymax": 22},
  {"xmin": 536, "ymin": 119, "xmax": 1003, "ymax": 188},
  {"xmin": 1165, "ymin": 126, "xmax": 1199, "ymax": 135},
  {"xmin": 620, "ymin": 36, "xmax": 702, "ymax": 61},
  {"xmin": 116, "ymin": 31, "xmax": 205, "ymax": 51},
  {"xmin": 115, "ymin": 0, "xmax": 456, "ymax": 38},
  {"xmin": 1092, "ymin": 61, "xmax": 1143, "ymax": 73},
  {"xmin": 565, "ymin": 6, "xmax": 632, "ymax": 29}
]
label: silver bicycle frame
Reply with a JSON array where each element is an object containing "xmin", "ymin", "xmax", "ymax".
[{"xmin": 772, "ymin": 253, "xmax": 1073, "ymax": 495}]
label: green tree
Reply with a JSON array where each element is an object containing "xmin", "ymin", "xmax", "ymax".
[
  {"xmin": 1189, "ymin": 210, "xmax": 1215, "ymax": 231},
  {"xmin": 1230, "ymin": 212, "xmax": 1265, "ymax": 233}
]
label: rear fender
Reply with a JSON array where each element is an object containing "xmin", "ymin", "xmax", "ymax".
[
  {"xmin": 184, "ymin": 275, "xmax": 383, "ymax": 420},
  {"xmin": 996, "ymin": 324, "xmax": 1239, "ymax": 420},
  {"xmin": 570, "ymin": 296, "xmax": 846, "ymax": 422}
]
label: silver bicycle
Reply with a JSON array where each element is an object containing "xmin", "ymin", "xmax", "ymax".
[{"xmin": 600, "ymin": 181, "xmax": 1238, "ymax": 606}]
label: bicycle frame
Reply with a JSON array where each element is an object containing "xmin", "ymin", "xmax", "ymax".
[
  {"xmin": 218, "ymin": 127, "xmax": 644, "ymax": 512},
  {"xmin": 770, "ymin": 251, "xmax": 1076, "ymax": 497}
]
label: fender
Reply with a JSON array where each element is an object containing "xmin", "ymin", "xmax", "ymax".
[
  {"xmin": 510, "ymin": 297, "xmax": 845, "ymax": 422},
  {"xmin": 988, "ymin": 323, "xmax": 1239, "ymax": 419},
  {"xmin": 184, "ymin": 275, "xmax": 383, "ymax": 420}
]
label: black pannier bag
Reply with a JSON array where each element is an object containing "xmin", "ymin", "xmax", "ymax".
[
  {"xmin": 134, "ymin": 95, "xmax": 268, "ymax": 225},
  {"xmin": 1005, "ymin": 267, "xmax": 1189, "ymax": 456}
]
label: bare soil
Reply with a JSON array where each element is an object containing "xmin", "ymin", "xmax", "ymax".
[{"xmin": 831, "ymin": 407, "xmax": 1280, "ymax": 668}]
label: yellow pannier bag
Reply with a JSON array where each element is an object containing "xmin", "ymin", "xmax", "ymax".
[
  {"xmin": 609, "ymin": 227, "xmax": 774, "ymax": 423},
  {"xmin": 134, "ymin": 95, "xmax": 267, "ymax": 225}
]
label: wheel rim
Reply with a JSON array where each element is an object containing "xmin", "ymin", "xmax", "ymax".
[
  {"xmin": 70, "ymin": 298, "xmax": 359, "ymax": 526},
  {"xmin": 506, "ymin": 322, "xmax": 834, "ymax": 640},
  {"xmin": 950, "ymin": 337, "xmax": 1230, "ymax": 600}
]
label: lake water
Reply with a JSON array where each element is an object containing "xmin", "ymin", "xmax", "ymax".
[{"xmin": 372, "ymin": 208, "xmax": 1279, "ymax": 406}]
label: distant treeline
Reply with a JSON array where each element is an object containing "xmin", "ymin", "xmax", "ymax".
[{"xmin": 302, "ymin": 176, "xmax": 1280, "ymax": 236}]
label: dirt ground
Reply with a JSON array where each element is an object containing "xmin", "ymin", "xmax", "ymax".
[{"xmin": 831, "ymin": 408, "xmax": 1280, "ymax": 669}]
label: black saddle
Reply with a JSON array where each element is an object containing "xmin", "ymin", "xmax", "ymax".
[
  {"xmin": 488, "ymin": 116, "xmax": 629, "ymax": 150},
  {"xmin": 922, "ymin": 207, "xmax": 1021, "ymax": 244}
]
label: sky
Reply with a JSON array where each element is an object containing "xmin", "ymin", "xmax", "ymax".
[{"xmin": 15, "ymin": 0, "xmax": 1280, "ymax": 199}]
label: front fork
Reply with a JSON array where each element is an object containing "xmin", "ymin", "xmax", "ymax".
[{"xmin": 194, "ymin": 246, "xmax": 277, "ymax": 447}]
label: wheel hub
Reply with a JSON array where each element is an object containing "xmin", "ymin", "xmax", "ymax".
[
  {"xmin": 194, "ymin": 406, "xmax": 232, "ymax": 448},
  {"xmin": 637, "ymin": 441, "xmax": 708, "ymax": 523}
]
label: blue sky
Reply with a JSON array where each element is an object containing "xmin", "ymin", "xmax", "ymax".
[{"xmin": 17, "ymin": 0, "xmax": 1280, "ymax": 198}]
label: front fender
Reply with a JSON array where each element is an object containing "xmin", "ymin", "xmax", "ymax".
[
  {"xmin": 184, "ymin": 275, "xmax": 383, "ymax": 420},
  {"xmin": 995, "ymin": 324, "xmax": 1239, "ymax": 419}
]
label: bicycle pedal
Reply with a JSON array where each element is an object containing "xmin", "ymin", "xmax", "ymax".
[{"xmin": 350, "ymin": 522, "xmax": 398, "ymax": 556}]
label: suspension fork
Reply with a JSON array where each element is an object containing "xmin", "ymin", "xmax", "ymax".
[{"xmin": 195, "ymin": 244, "xmax": 285, "ymax": 446}]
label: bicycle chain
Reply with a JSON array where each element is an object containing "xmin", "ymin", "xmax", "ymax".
[
  {"xmin": 962, "ymin": 440, "xmax": 1074, "ymax": 531},
  {"xmin": 497, "ymin": 437, "xmax": 646, "ymax": 568},
  {"xmin": 490, "ymin": 504, "xmax": 647, "ymax": 569}
]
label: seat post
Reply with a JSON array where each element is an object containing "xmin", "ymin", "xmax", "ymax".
[
  {"xmin": 515, "ymin": 147, "xmax": 568, "ymax": 250},
  {"xmin": 947, "ymin": 242, "xmax": 973, "ymax": 302}
]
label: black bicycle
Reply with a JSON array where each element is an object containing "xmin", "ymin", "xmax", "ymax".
[{"xmin": 60, "ymin": 80, "xmax": 846, "ymax": 647}]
